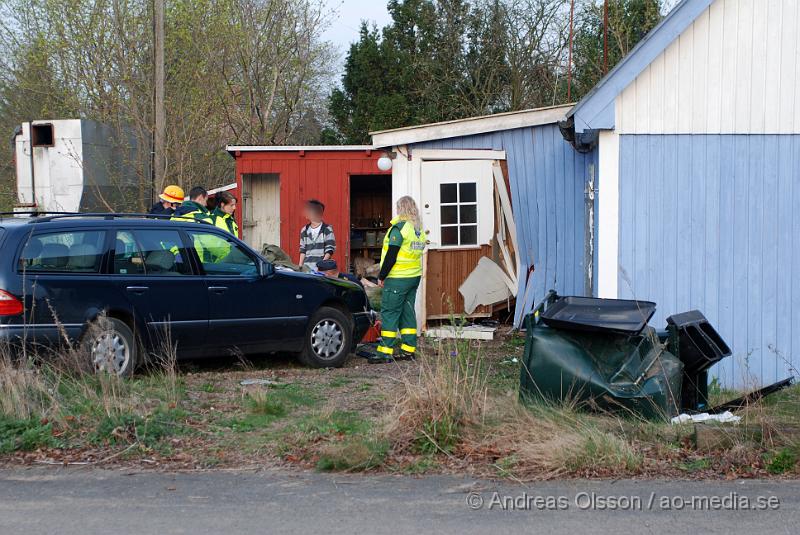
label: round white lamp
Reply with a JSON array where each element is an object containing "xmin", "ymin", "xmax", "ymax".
[{"xmin": 377, "ymin": 155, "xmax": 393, "ymax": 171}]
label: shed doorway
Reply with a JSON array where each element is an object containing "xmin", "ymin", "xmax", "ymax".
[
  {"xmin": 348, "ymin": 174, "xmax": 391, "ymax": 276},
  {"xmin": 241, "ymin": 173, "xmax": 280, "ymax": 251}
]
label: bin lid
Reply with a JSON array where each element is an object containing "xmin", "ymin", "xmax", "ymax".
[{"xmin": 540, "ymin": 296, "xmax": 656, "ymax": 335}]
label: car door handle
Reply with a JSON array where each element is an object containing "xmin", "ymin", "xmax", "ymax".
[
  {"xmin": 208, "ymin": 286, "xmax": 228, "ymax": 294},
  {"xmin": 126, "ymin": 286, "xmax": 149, "ymax": 295}
]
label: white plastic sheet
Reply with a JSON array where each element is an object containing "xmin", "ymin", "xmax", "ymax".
[{"xmin": 670, "ymin": 411, "xmax": 741, "ymax": 425}]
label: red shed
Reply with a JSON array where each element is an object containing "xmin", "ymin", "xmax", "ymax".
[{"xmin": 226, "ymin": 145, "xmax": 391, "ymax": 273}]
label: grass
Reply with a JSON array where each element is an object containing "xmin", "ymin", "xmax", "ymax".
[
  {"xmin": 765, "ymin": 446, "xmax": 799, "ymax": 474},
  {"xmin": 387, "ymin": 336, "xmax": 488, "ymax": 456},
  {"xmin": 316, "ymin": 437, "xmax": 389, "ymax": 471},
  {"xmin": 2, "ymin": 326, "xmax": 800, "ymax": 479},
  {"xmin": 0, "ymin": 325, "xmax": 185, "ymax": 456},
  {"xmin": 0, "ymin": 415, "xmax": 54, "ymax": 453}
]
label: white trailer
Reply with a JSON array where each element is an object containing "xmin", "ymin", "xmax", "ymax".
[{"xmin": 14, "ymin": 119, "xmax": 142, "ymax": 213}]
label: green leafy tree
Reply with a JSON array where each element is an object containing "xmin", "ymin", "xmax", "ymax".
[{"xmin": 571, "ymin": 0, "xmax": 663, "ymax": 99}]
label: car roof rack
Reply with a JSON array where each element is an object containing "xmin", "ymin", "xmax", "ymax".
[{"xmin": 0, "ymin": 212, "xmax": 176, "ymax": 223}]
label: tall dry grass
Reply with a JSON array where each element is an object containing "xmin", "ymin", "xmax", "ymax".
[
  {"xmin": 385, "ymin": 334, "xmax": 643, "ymax": 479},
  {"xmin": 0, "ymin": 317, "xmax": 181, "ymax": 426},
  {"xmin": 386, "ymin": 336, "xmax": 488, "ymax": 454}
]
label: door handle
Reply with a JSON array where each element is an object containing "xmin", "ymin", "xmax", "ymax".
[
  {"xmin": 208, "ymin": 286, "xmax": 228, "ymax": 294},
  {"xmin": 126, "ymin": 286, "xmax": 149, "ymax": 295}
]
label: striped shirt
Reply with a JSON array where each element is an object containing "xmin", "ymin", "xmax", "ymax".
[{"xmin": 299, "ymin": 222, "xmax": 335, "ymax": 270}]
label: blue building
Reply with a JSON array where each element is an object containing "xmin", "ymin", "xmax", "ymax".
[
  {"xmin": 563, "ymin": 0, "xmax": 800, "ymax": 387},
  {"xmin": 372, "ymin": 0, "xmax": 797, "ymax": 387}
]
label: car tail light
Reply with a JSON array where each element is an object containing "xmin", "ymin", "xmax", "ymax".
[{"xmin": 0, "ymin": 290, "xmax": 23, "ymax": 316}]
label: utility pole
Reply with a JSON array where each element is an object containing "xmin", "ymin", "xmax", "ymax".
[
  {"xmin": 153, "ymin": 0, "xmax": 166, "ymax": 200},
  {"xmin": 567, "ymin": 0, "xmax": 575, "ymax": 101},
  {"xmin": 603, "ymin": 0, "xmax": 609, "ymax": 75}
]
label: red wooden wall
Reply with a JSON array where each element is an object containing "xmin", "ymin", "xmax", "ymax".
[{"xmin": 231, "ymin": 148, "xmax": 390, "ymax": 270}]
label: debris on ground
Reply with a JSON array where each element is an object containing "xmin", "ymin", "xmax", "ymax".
[
  {"xmin": 426, "ymin": 325, "xmax": 496, "ymax": 340},
  {"xmin": 239, "ymin": 378, "xmax": 287, "ymax": 387},
  {"xmin": 671, "ymin": 411, "xmax": 741, "ymax": 424}
]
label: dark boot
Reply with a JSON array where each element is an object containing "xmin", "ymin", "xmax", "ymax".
[
  {"xmin": 367, "ymin": 352, "xmax": 394, "ymax": 364},
  {"xmin": 395, "ymin": 350, "xmax": 416, "ymax": 361}
]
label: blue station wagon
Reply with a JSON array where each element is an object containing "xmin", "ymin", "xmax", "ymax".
[{"xmin": 0, "ymin": 214, "xmax": 374, "ymax": 375}]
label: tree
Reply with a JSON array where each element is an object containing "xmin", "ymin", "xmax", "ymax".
[
  {"xmin": 326, "ymin": 0, "xmax": 665, "ymax": 143},
  {"xmin": 0, "ymin": 0, "xmax": 335, "ymax": 210},
  {"xmin": 328, "ymin": 0, "xmax": 516, "ymax": 144},
  {"xmin": 571, "ymin": 0, "xmax": 663, "ymax": 99}
]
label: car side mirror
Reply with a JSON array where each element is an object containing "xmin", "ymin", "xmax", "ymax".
[{"xmin": 259, "ymin": 260, "xmax": 275, "ymax": 277}]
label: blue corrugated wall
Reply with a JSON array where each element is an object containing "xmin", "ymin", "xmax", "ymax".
[
  {"xmin": 412, "ymin": 124, "xmax": 596, "ymax": 324},
  {"xmin": 618, "ymin": 134, "xmax": 800, "ymax": 387}
]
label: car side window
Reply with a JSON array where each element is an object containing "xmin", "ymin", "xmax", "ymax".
[
  {"xmin": 188, "ymin": 231, "xmax": 257, "ymax": 276},
  {"xmin": 113, "ymin": 231, "xmax": 146, "ymax": 275},
  {"xmin": 19, "ymin": 230, "xmax": 105, "ymax": 273},
  {"xmin": 131, "ymin": 229, "xmax": 192, "ymax": 276}
]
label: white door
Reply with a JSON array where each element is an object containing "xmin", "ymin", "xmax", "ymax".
[
  {"xmin": 420, "ymin": 160, "xmax": 495, "ymax": 249},
  {"xmin": 242, "ymin": 173, "xmax": 280, "ymax": 251}
]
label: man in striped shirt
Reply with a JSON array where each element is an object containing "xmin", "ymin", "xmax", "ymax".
[{"xmin": 299, "ymin": 199, "xmax": 336, "ymax": 271}]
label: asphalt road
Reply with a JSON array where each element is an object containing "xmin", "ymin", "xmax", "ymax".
[{"xmin": 1, "ymin": 468, "xmax": 798, "ymax": 534}]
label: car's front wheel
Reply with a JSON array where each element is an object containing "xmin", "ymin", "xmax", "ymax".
[
  {"xmin": 298, "ymin": 306, "xmax": 353, "ymax": 368},
  {"xmin": 82, "ymin": 317, "xmax": 138, "ymax": 377}
]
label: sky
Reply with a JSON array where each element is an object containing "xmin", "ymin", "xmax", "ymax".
[{"xmin": 322, "ymin": 0, "xmax": 392, "ymax": 70}]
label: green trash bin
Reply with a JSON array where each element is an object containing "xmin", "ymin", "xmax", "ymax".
[{"xmin": 519, "ymin": 292, "xmax": 728, "ymax": 420}]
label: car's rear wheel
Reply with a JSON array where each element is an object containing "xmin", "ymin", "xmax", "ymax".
[
  {"xmin": 298, "ymin": 306, "xmax": 353, "ymax": 368},
  {"xmin": 82, "ymin": 317, "xmax": 137, "ymax": 377}
]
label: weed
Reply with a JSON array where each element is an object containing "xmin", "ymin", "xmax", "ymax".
[
  {"xmin": 416, "ymin": 414, "xmax": 459, "ymax": 454},
  {"xmin": 316, "ymin": 437, "xmax": 388, "ymax": 472},
  {"xmin": 679, "ymin": 458, "xmax": 712, "ymax": 472},
  {"xmin": 91, "ymin": 407, "xmax": 184, "ymax": 448},
  {"xmin": 765, "ymin": 447, "xmax": 798, "ymax": 474},
  {"xmin": 201, "ymin": 382, "xmax": 219, "ymax": 393},
  {"xmin": 246, "ymin": 392, "xmax": 287, "ymax": 418},
  {"xmin": 0, "ymin": 415, "xmax": 54, "ymax": 453},
  {"xmin": 402, "ymin": 455, "xmax": 439, "ymax": 474},
  {"xmin": 328, "ymin": 377, "xmax": 352, "ymax": 388},
  {"xmin": 296, "ymin": 410, "xmax": 370, "ymax": 437},
  {"xmin": 493, "ymin": 454, "xmax": 519, "ymax": 477}
]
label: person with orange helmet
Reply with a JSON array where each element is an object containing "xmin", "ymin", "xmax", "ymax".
[{"xmin": 149, "ymin": 185, "xmax": 185, "ymax": 216}]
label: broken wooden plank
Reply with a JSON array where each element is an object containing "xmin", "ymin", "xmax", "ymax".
[{"xmin": 425, "ymin": 325, "xmax": 496, "ymax": 340}]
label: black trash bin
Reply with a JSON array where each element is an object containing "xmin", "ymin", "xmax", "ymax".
[{"xmin": 665, "ymin": 310, "xmax": 731, "ymax": 411}]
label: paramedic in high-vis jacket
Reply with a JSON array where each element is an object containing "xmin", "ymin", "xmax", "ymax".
[{"xmin": 368, "ymin": 196, "xmax": 427, "ymax": 364}]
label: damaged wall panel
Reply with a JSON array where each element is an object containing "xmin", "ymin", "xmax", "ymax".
[{"xmin": 413, "ymin": 124, "xmax": 597, "ymax": 325}]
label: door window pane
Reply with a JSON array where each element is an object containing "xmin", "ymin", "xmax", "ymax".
[
  {"xmin": 189, "ymin": 231, "xmax": 258, "ymax": 276},
  {"xmin": 19, "ymin": 230, "xmax": 105, "ymax": 273},
  {"xmin": 440, "ymin": 205, "xmax": 458, "ymax": 224},
  {"xmin": 460, "ymin": 225, "xmax": 477, "ymax": 245},
  {"xmin": 441, "ymin": 226, "xmax": 458, "ymax": 246},
  {"xmin": 460, "ymin": 205, "xmax": 477, "ymax": 224},
  {"xmin": 440, "ymin": 183, "xmax": 457, "ymax": 203},
  {"xmin": 459, "ymin": 182, "xmax": 477, "ymax": 202},
  {"xmin": 113, "ymin": 231, "xmax": 145, "ymax": 275},
  {"xmin": 134, "ymin": 229, "xmax": 192, "ymax": 276}
]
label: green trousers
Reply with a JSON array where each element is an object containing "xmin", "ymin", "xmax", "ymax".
[{"xmin": 377, "ymin": 276, "xmax": 421, "ymax": 356}]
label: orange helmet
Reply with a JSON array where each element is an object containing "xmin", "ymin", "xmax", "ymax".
[{"xmin": 159, "ymin": 185, "xmax": 185, "ymax": 204}]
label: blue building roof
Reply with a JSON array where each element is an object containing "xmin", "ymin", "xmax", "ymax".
[{"xmin": 568, "ymin": 0, "xmax": 714, "ymax": 134}]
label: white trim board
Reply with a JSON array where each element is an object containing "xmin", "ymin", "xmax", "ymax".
[
  {"xmin": 411, "ymin": 149, "xmax": 506, "ymax": 161},
  {"xmin": 226, "ymin": 145, "xmax": 373, "ymax": 153},
  {"xmin": 597, "ymin": 131, "xmax": 620, "ymax": 299},
  {"xmin": 371, "ymin": 105, "xmax": 571, "ymax": 148}
]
